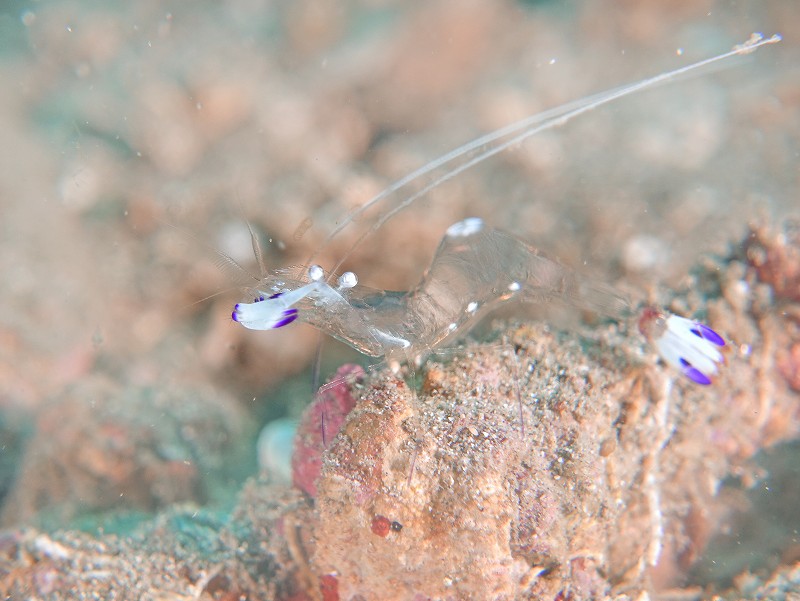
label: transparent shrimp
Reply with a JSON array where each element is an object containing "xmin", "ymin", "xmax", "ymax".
[
  {"xmin": 233, "ymin": 33, "xmax": 779, "ymax": 383},
  {"xmin": 233, "ymin": 217, "xmax": 631, "ymax": 365}
]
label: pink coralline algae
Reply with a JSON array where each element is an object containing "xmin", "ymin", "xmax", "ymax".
[{"xmin": 291, "ymin": 364, "xmax": 365, "ymax": 498}]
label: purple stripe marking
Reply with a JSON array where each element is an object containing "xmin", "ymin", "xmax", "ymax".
[
  {"xmin": 698, "ymin": 323, "xmax": 725, "ymax": 347},
  {"xmin": 273, "ymin": 309, "xmax": 298, "ymax": 329},
  {"xmin": 683, "ymin": 366, "xmax": 712, "ymax": 385}
]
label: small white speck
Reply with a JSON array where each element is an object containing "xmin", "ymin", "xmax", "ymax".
[
  {"xmin": 308, "ymin": 265, "xmax": 324, "ymax": 281},
  {"xmin": 623, "ymin": 235, "xmax": 670, "ymax": 273},
  {"xmin": 508, "ymin": 282, "xmax": 521, "ymax": 292},
  {"xmin": 676, "ymin": 48, "xmax": 684, "ymax": 56},
  {"xmin": 466, "ymin": 301, "xmax": 478, "ymax": 313},
  {"xmin": 338, "ymin": 272, "xmax": 358, "ymax": 289},
  {"xmin": 446, "ymin": 217, "xmax": 483, "ymax": 238},
  {"xmin": 549, "ymin": 58, "xmax": 557, "ymax": 65}
]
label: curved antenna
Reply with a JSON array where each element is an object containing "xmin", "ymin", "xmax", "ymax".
[
  {"xmin": 157, "ymin": 217, "xmax": 263, "ymax": 285},
  {"xmin": 307, "ymin": 33, "xmax": 781, "ymax": 277}
]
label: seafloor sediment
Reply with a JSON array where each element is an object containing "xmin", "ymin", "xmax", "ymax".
[
  {"xmin": 1, "ymin": 223, "xmax": 798, "ymax": 600},
  {"xmin": 302, "ymin": 222, "xmax": 800, "ymax": 599},
  {"xmin": 1, "ymin": 1, "xmax": 798, "ymax": 599}
]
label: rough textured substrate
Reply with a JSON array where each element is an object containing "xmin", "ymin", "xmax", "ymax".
[
  {"xmin": 304, "ymin": 221, "xmax": 800, "ymax": 600},
  {"xmin": 1, "ymin": 222, "xmax": 798, "ymax": 600}
]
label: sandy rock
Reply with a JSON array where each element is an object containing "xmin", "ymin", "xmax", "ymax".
[{"xmin": 301, "ymin": 224, "xmax": 800, "ymax": 600}]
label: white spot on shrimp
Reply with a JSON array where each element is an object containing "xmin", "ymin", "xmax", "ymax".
[
  {"xmin": 446, "ymin": 218, "xmax": 483, "ymax": 238},
  {"xmin": 308, "ymin": 264, "xmax": 324, "ymax": 281},
  {"xmin": 338, "ymin": 271, "xmax": 358, "ymax": 289}
]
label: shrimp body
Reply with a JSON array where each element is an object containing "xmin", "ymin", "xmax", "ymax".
[{"xmin": 233, "ymin": 218, "xmax": 630, "ymax": 364}]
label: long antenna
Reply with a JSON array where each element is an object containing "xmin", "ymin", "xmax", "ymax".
[{"xmin": 307, "ymin": 33, "xmax": 781, "ymax": 277}]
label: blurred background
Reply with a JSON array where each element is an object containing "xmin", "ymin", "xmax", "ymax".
[{"xmin": 0, "ymin": 0, "xmax": 796, "ymax": 547}]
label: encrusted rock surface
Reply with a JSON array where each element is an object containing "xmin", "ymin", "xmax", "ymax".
[
  {"xmin": 0, "ymin": 224, "xmax": 798, "ymax": 600},
  {"xmin": 299, "ymin": 222, "xmax": 800, "ymax": 600}
]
